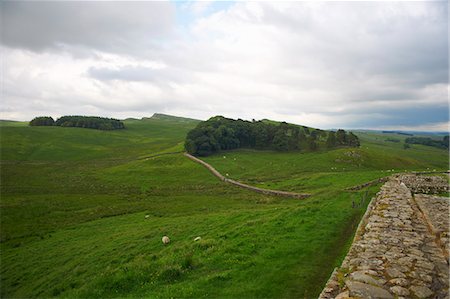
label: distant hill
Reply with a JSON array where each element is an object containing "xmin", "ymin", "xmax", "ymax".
[
  {"xmin": 0, "ymin": 120, "xmax": 27, "ymax": 127},
  {"xmin": 354, "ymin": 129, "xmax": 448, "ymax": 137},
  {"xmin": 146, "ymin": 113, "xmax": 200, "ymax": 123}
]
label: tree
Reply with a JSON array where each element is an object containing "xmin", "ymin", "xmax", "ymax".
[
  {"xmin": 288, "ymin": 126, "xmax": 300, "ymax": 150},
  {"xmin": 54, "ymin": 116, "xmax": 124, "ymax": 130},
  {"xmin": 307, "ymin": 136, "xmax": 317, "ymax": 151},
  {"xmin": 346, "ymin": 132, "xmax": 360, "ymax": 147},
  {"xmin": 336, "ymin": 129, "xmax": 347, "ymax": 145},
  {"xmin": 272, "ymin": 130, "xmax": 289, "ymax": 151},
  {"xmin": 184, "ymin": 116, "xmax": 360, "ymax": 156},
  {"xmin": 443, "ymin": 136, "xmax": 449, "ymax": 149},
  {"xmin": 326, "ymin": 131, "xmax": 336, "ymax": 148}
]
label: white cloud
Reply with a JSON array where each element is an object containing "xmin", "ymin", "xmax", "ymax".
[{"xmin": 1, "ymin": 1, "xmax": 448, "ymax": 130}]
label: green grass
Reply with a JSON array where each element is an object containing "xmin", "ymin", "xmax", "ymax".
[
  {"xmin": 1, "ymin": 116, "xmax": 447, "ymax": 298},
  {"xmin": 202, "ymin": 131, "xmax": 448, "ymax": 194}
]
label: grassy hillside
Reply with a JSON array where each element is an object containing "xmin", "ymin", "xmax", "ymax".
[
  {"xmin": 2, "ymin": 115, "xmax": 444, "ymax": 298},
  {"xmin": 202, "ymin": 131, "xmax": 448, "ymax": 194}
]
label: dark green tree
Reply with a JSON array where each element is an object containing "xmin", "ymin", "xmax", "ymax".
[
  {"xmin": 307, "ymin": 136, "xmax": 317, "ymax": 151},
  {"xmin": 326, "ymin": 131, "xmax": 336, "ymax": 148},
  {"xmin": 336, "ymin": 129, "xmax": 347, "ymax": 145},
  {"xmin": 184, "ymin": 116, "xmax": 360, "ymax": 156},
  {"xmin": 29, "ymin": 116, "xmax": 55, "ymax": 126},
  {"xmin": 54, "ymin": 116, "xmax": 124, "ymax": 130},
  {"xmin": 346, "ymin": 132, "xmax": 360, "ymax": 147}
]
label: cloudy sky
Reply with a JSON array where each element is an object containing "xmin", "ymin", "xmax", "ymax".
[{"xmin": 1, "ymin": 1, "xmax": 448, "ymax": 131}]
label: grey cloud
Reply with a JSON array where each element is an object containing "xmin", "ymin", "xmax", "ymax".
[
  {"xmin": 260, "ymin": 2, "xmax": 447, "ymax": 89},
  {"xmin": 1, "ymin": 1, "xmax": 448, "ymax": 131},
  {"xmin": 87, "ymin": 65, "xmax": 193, "ymax": 85},
  {"xmin": 1, "ymin": 1, "xmax": 175, "ymax": 55},
  {"xmin": 343, "ymin": 105, "xmax": 449, "ymax": 129},
  {"xmin": 88, "ymin": 66, "xmax": 157, "ymax": 82}
]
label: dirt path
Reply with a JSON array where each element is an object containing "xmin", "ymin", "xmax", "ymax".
[
  {"xmin": 320, "ymin": 174, "xmax": 449, "ymax": 299},
  {"xmin": 184, "ymin": 153, "xmax": 310, "ymax": 199}
]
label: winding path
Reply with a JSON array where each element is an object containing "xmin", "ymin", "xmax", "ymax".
[{"xmin": 184, "ymin": 153, "xmax": 310, "ymax": 199}]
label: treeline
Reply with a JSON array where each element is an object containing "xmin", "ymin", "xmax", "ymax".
[
  {"xmin": 382, "ymin": 130, "xmax": 413, "ymax": 136},
  {"xmin": 29, "ymin": 116, "xmax": 125, "ymax": 130},
  {"xmin": 185, "ymin": 116, "xmax": 359, "ymax": 156},
  {"xmin": 405, "ymin": 136, "xmax": 449, "ymax": 149}
]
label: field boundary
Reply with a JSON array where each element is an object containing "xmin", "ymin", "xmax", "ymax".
[
  {"xmin": 345, "ymin": 176, "xmax": 390, "ymax": 191},
  {"xmin": 318, "ymin": 183, "xmax": 380, "ymax": 298},
  {"xmin": 137, "ymin": 151, "xmax": 183, "ymax": 160},
  {"xmin": 346, "ymin": 170, "xmax": 449, "ymax": 191},
  {"xmin": 184, "ymin": 153, "xmax": 310, "ymax": 199}
]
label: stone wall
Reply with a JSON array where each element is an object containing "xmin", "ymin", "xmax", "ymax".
[
  {"xmin": 346, "ymin": 177, "xmax": 390, "ymax": 191},
  {"xmin": 319, "ymin": 175, "xmax": 449, "ymax": 299},
  {"xmin": 399, "ymin": 173, "xmax": 449, "ymax": 194},
  {"xmin": 184, "ymin": 153, "xmax": 310, "ymax": 199}
]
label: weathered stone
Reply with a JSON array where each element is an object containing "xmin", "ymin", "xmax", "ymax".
[
  {"xmin": 410, "ymin": 285, "xmax": 433, "ymax": 298},
  {"xmin": 389, "ymin": 278, "xmax": 408, "ymax": 287},
  {"xmin": 385, "ymin": 267, "xmax": 406, "ymax": 279},
  {"xmin": 319, "ymin": 176, "xmax": 450, "ymax": 299},
  {"xmin": 350, "ymin": 271, "xmax": 383, "ymax": 287},
  {"xmin": 390, "ymin": 286, "xmax": 410, "ymax": 296},
  {"xmin": 335, "ymin": 291, "xmax": 350, "ymax": 299},
  {"xmin": 345, "ymin": 281, "xmax": 393, "ymax": 299}
]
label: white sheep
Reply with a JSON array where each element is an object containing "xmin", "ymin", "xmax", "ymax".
[
  {"xmin": 194, "ymin": 236, "xmax": 201, "ymax": 241},
  {"xmin": 162, "ymin": 236, "xmax": 170, "ymax": 244}
]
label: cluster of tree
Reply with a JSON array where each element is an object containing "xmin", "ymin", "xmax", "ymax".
[
  {"xmin": 185, "ymin": 116, "xmax": 359, "ymax": 156},
  {"xmin": 405, "ymin": 136, "xmax": 449, "ymax": 150},
  {"xmin": 326, "ymin": 129, "xmax": 360, "ymax": 149},
  {"xmin": 29, "ymin": 116, "xmax": 125, "ymax": 130},
  {"xmin": 29, "ymin": 116, "xmax": 55, "ymax": 126}
]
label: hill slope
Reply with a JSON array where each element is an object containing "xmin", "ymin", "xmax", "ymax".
[
  {"xmin": 202, "ymin": 130, "xmax": 448, "ymax": 194},
  {"xmin": 1, "ymin": 114, "xmax": 446, "ymax": 298}
]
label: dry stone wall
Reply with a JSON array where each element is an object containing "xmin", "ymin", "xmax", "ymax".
[
  {"xmin": 400, "ymin": 173, "xmax": 449, "ymax": 194},
  {"xmin": 184, "ymin": 153, "xmax": 310, "ymax": 199},
  {"xmin": 415, "ymin": 194, "xmax": 449, "ymax": 261},
  {"xmin": 320, "ymin": 175, "xmax": 449, "ymax": 299}
]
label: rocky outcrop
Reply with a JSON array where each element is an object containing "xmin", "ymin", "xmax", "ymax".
[
  {"xmin": 184, "ymin": 153, "xmax": 310, "ymax": 199},
  {"xmin": 320, "ymin": 175, "xmax": 449, "ymax": 299}
]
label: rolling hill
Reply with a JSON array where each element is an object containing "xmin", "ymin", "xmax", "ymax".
[{"xmin": 0, "ymin": 114, "xmax": 448, "ymax": 298}]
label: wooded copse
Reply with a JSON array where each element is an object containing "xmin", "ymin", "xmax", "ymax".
[
  {"xmin": 185, "ymin": 116, "xmax": 360, "ymax": 156},
  {"xmin": 29, "ymin": 116, "xmax": 125, "ymax": 130},
  {"xmin": 405, "ymin": 136, "xmax": 449, "ymax": 149}
]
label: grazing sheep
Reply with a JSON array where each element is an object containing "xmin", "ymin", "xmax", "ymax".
[
  {"xmin": 145, "ymin": 215, "xmax": 150, "ymax": 219},
  {"xmin": 194, "ymin": 236, "xmax": 201, "ymax": 241},
  {"xmin": 162, "ymin": 236, "xmax": 170, "ymax": 244}
]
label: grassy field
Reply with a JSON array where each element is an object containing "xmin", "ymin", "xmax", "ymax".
[{"xmin": 1, "ymin": 116, "xmax": 447, "ymax": 298}]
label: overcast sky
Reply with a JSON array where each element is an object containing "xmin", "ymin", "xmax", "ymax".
[{"xmin": 1, "ymin": 1, "xmax": 448, "ymax": 131}]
